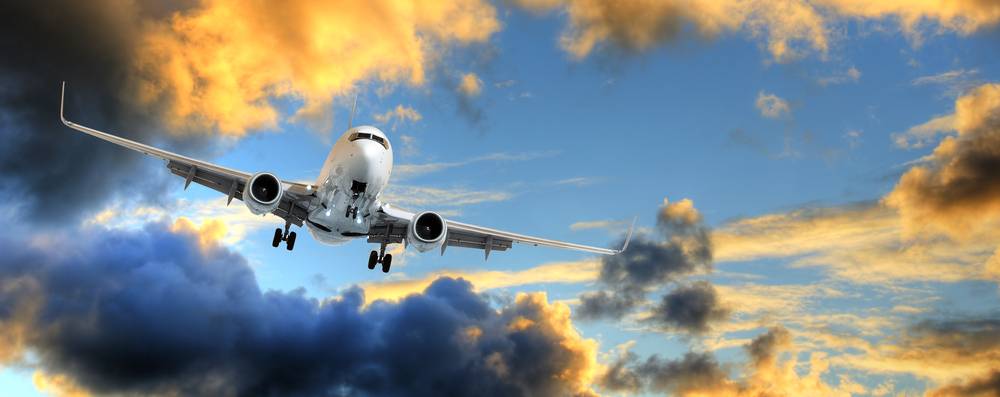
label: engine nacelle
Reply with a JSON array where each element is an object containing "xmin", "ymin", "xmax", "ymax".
[
  {"xmin": 244, "ymin": 172, "xmax": 284, "ymax": 215},
  {"xmin": 407, "ymin": 211, "xmax": 447, "ymax": 252}
]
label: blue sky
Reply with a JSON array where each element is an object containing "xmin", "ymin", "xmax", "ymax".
[{"xmin": 2, "ymin": 1, "xmax": 1000, "ymax": 396}]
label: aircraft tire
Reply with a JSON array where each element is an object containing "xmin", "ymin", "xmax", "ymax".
[
  {"xmin": 368, "ymin": 251, "xmax": 378, "ymax": 269},
  {"xmin": 286, "ymin": 232, "xmax": 297, "ymax": 251},
  {"xmin": 272, "ymin": 228, "xmax": 282, "ymax": 248},
  {"xmin": 381, "ymin": 254, "xmax": 392, "ymax": 273}
]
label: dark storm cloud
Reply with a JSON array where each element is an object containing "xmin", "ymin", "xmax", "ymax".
[
  {"xmin": 0, "ymin": 1, "xmax": 207, "ymax": 224},
  {"xmin": 647, "ymin": 281, "xmax": 730, "ymax": 334},
  {"xmin": 886, "ymin": 83, "xmax": 1000, "ymax": 236},
  {"xmin": 597, "ymin": 351, "xmax": 733, "ymax": 395},
  {"xmin": 576, "ymin": 289, "xmax": 643, "ymax": 320},
  {"xmin": 907, "ymin": 317, "xmax": 1000, "ymax": 397},
  {"xmin": 577, "ymin": 199, "xmax": 714, "ymax": 321},
  {"xmin": 929, "ymin": 370, "xmax": 1000, "ymax": 397},
  {"xmin": 745, "ymin": 326, "xmax": 791, "ymax": 367},
  {"xmin": 0, "ymin": 224, "xmax": 597, "ymax": 396}
]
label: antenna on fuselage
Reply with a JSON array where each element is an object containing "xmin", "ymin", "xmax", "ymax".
[{"xmin": 348, "ymin": 94, "xmax": 358, "ymax": 130}]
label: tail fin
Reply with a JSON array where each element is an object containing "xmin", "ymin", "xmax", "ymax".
[{"xmin": 348, "ymin": 94, "xmax": 358, "ymax": 129}]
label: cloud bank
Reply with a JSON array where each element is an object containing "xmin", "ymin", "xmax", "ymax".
[{"xmin": 0, "ymin": 223, "xmax": 600, "ymax": 396}]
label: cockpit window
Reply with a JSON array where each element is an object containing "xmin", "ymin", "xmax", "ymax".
[{"xmin": 348, "ymin": 132, "xmax": 389, "ymax": 149}]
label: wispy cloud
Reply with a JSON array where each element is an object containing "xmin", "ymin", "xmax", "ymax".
[
  {"xmin": 393, "ymin": 151, "xmax": 558, "ymax": 179},
  {"xmin": 360, "ymin": 259, "xmax": 601, "ymax": 304},
  {"xmin": 817, "ymin": 66, "xmax": 861, "ymax": 86},
  {"xmin": 381, "ymin": 185, "xmax": 513, "ymax": 209},
  {"xmin": 911, "ymin": 69, "xmax": 982, "ymax": 96},
  {"xmin": 373, "ymin": 104, "xmax": 422, "ymax": 131},
  {"xmin": 512, "ymin": 0, "xmax": 1000, "ymax": 62},
  {"xmin": 755, "ymin": 91, "xmax": 791, "ymax": 119},
  {"xmin": 892, "ymin": 114, "xmax": 956, "ymax": 149},
  {"xmin": 569, "ymin": 219, "xmax": 629, "ymax": 232},
  {"xmin": 713, "ymin": 202, "xmax": 998, "ymax": 284},
  {"xmin": 554, "ymin": 176, "xmax": 601, "ymax": 187}
]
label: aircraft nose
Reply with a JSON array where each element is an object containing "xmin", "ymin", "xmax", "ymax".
[{"xmin": 351, "ymin": 140, "xmax": 384, "ymax": 182}]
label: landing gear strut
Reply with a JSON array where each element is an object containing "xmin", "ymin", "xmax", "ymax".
[
  {"xmin": 368, "ymin": 241, "xmax": 392, "ymax": 273},
  {"xmin": 271, "ymin": 221, "xmax": 297, "ymax": 251}
]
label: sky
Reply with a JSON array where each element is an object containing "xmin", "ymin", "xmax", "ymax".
[{"xmin": 1, "ymin": 1, "xmax": 1000, "ymax": 396}]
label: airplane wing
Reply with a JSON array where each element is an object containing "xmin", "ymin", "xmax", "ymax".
[
  {"xmin": 59, "ymin": 82, "xmax": 315, "ymax": 226},
  {"xmin": 369, "ymin": 203, "xmax": 634, "ymax": 259}
]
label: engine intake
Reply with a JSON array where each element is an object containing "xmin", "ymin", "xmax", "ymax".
[
  {"xmin": 244, "ymin": 172, "xmax": 284, "ymax": 215},
  {"xmin": 407, "ymin": 211, "xmax": 447, "ymax": 252}
]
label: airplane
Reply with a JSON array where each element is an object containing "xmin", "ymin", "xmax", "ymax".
[{"xmin": 59, "ymin": 83, "xmax": 633, "ymax": 273}]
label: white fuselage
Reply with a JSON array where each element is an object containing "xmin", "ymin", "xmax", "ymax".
[{"xmin": 305, "ymin": 125, "xmax": 393, "ymax": 245}]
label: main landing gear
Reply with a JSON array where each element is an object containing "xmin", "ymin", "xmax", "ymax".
[
  {"xmin": 368, "ymin": 241, "xmax": 392, "ymax": 273},
  {"xmin": 271, "ymin": 221, "xmax": 297, "ymax": 251}
]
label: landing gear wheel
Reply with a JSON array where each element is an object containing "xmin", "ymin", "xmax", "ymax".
[
  {"xmin": 272, "ymin": 228, "xmax": 282, "ymax": 248},
  {"xmin": 285, "ymin": 231, "xmax": 297, "ymax": 251},
  {"xmin": 368, "ymin": 251, "xmax": 378, "ymax": 269},
  {"xmin": 381, "ymin": 254, "xmax": 392, "ymax": 273}
]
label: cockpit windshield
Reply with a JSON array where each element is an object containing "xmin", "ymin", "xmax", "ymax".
[{"xmin": 348, "ymin": 132, "xmax": 388, "ymax": 149}]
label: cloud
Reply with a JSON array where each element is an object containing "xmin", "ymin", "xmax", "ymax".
[
  {"xmin": 712, "ymin": 202, "xmax": 999, "ymax": 284},
  {"xmin": 885, "ymin": 83, "xmax": 1000, "ymax": 238},
  {"xmin": 381, "ymin": 185, "xmax": 513, "ymax": 209},
  {"xmin": 513, "ymin": 0, "xmax": 1000, "ymax": 62},
  {"xmin": 745, "ymin": 326, "xmax": 792, "ymax": 367},
  {"xmin": 84, "ymin": 197, "xmax": 278, "ymax": 248},
  {"xmin": 360, "ymin": 259, "xmax": 600, "ymax": 304},
  {"xmin": 928, "ymin": 370, "xmax": 1000, "ymax": 397},
  {"xmin": 829, "ymin": 316, "xmax": 1000, "ymax": 387},
  {"xmin": 0, "ymin": 1, "xmax": 194, "ymax": 224},
  {"xmin": 598, "ymin": 326, "xmax": 855, "ymax": 396},
  {"xmin": 988, "ymin": 248, "xmax": 1000, "ymax": 282},
  {"xmin": 32, "ymin": 371, "xmax": 90, "ymax": 397},
  {"xmin": 755, "ymin": 91, "xmax": 791, "ymax": 119},
  {"xmin": 893, "ymin": 114, "xmax": 957, "ymax": 149},
  {"xmin": 578, "ymin": 198, "xmax": 713, "ymax": 321},
  {"xmin": 912, "ymin": 68, "xmax": 983, "ymax": 97},
  {"xmin": 393, "ymin": 151, "xmax": 557, "ymax": 179},
  {"xmin": 818, "ymin": 66, "xmax": 862, "ymax": 86},
  {"xmin": 137, "ymin": 0, "xmax": 500, "ymax": 134},
  {"xmin": 646, "ymin": 281, "xmax": 731, "ymax": 334},
  {"xmin": 458, "ymin": 72, "xmax": 484, "ymax": 97},
  {"xmin": 570, "ymin": 219, "xmax": 630, "ymax": 232},
  {"xmin": 373, "ymin": 104, "xmax": 423, "ymax": 131},
  {"xmin": 0, "ymin": 223, "xmax": 601, "ymax": 396}
]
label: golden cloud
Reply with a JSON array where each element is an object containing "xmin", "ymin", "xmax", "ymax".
[
  {"xmin": 170, "ymin": 216, "xmax": 229, "ymax": 251},
  {"xmin": 0, "ymin": 276, "xmax": 41, "ymax": 364},
  {"xmin": 32, "ymin": 371, "xmax": 90, "ymax": 397},
  {"xmin": 514, "ymin": 0, "xmax": 1000, "ymax": 62},
  {"xmin": 458, "ymin": 72, "xmax": 484, "ymax": 97},
  {"xmin": 373, "ymin": 104, "xmax": 423, "ymax": 131},
  {"xmin": 135, "ymin": 0, "xmax": 499, "ymax": 135},
  {"xmin": 361, "ymin": 259, "xmax": 600, "ymax": 304},
  {"xmin": 660, "ymin": 197, "xmax": 703, "ymax": 226},
  {"xmin": 885, "ymin": 83, "xmax": 1000, "ymax": 238},
  {"xmin": 502, "ymin": 291, "xmax": 601, "ymax": 395}
]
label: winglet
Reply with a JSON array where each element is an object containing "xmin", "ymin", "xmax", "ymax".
[
  {"xmin": 617, "ymin": 216, "xmax": 637, "ymax": 254},
  {"xmin": 59, "ymin": 81, "xmax": 67, "ymax": 123}
]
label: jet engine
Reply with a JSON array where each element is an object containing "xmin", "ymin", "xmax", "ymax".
[
  {"xmin": 244, "ymin": 172, "xmax": 284, "ymax": 215},
  {"xmin": 407, "ymin": 211, "xmax": 447, "ymax": 252}
]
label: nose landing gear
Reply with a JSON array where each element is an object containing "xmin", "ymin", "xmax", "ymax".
[
  {"xmin": 271, "ymin": 221, "xmax": 297, "ymax": 251},
  {"xmin": 368, "ymin": 241, "xmax": 392, "ymax": 273}
]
